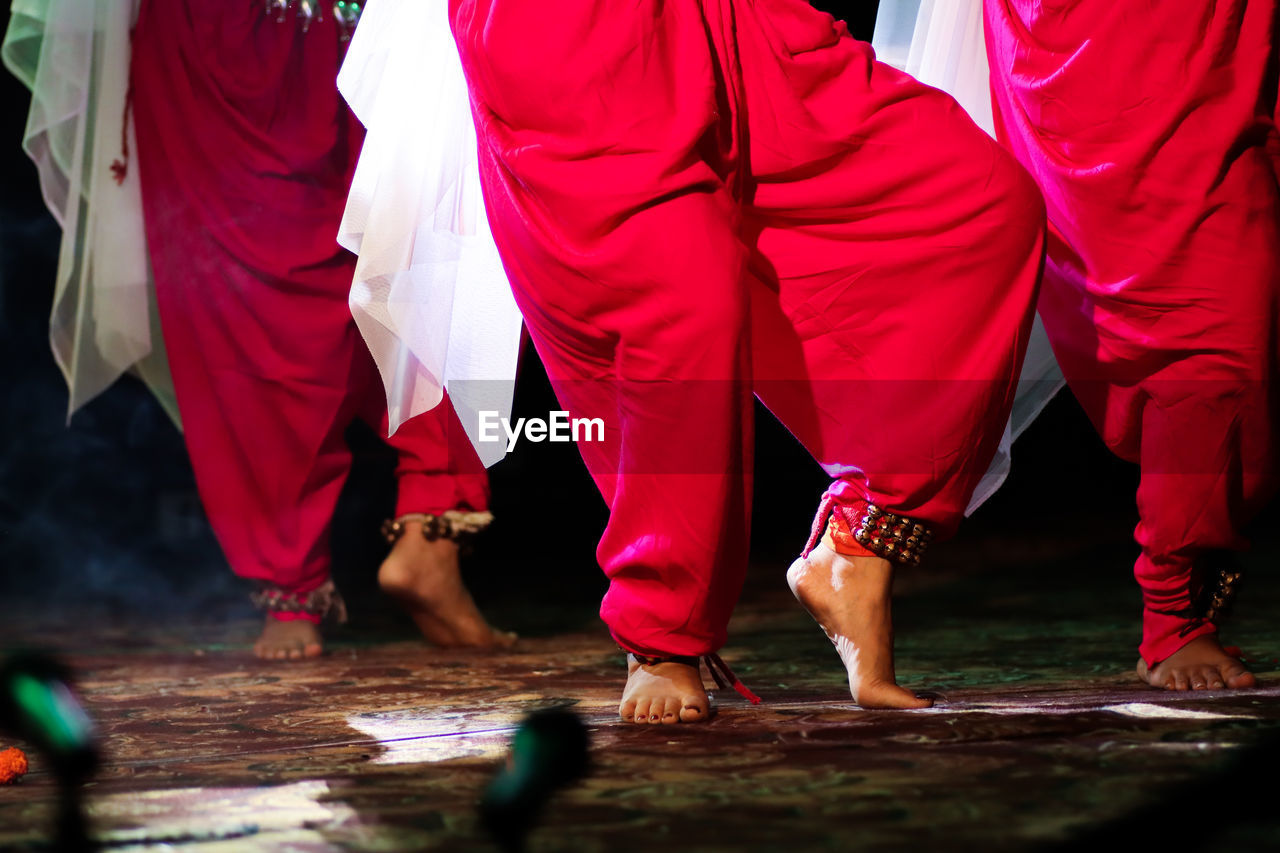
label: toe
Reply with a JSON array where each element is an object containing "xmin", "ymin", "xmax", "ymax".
[
  {"xmin": 619, "ymin": 699, "xmax": 638, "ymax": 723},
  {"xmin": 1170, "ymin": 670, "xmax": 1190, "ymax": 691},
  {"xmin": 631, "ymin": 698, "xmax": 653, "ymax": 725},
  {"xmin": 1220, "ymin": 659, "xmax": 1257, "ymax": 689},
  {"xmin": 857, "ymin": 681, "xmax": 933, "ymax": 710},
  {"xmin": 1147, "ymin": 662, "xmax": 1174, "ymax": 689},
  {"xmin": 1229, "ymin": 670, "xmax": 1258, "ymax": 689},
  {"xmin": 679, "ymin": 695, "xmax": 708, "ymax": 723},
  {"xmin": 660, "ymin": 697, "xmax": 681, "ymax": 725}
]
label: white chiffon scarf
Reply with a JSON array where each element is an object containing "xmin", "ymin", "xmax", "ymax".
[
  {"xmin": 337, "ymin": 0, "xmax": 522, "ymax": 467},
  {"xmin": 873, "ymin": 0, "xmax": 1065, "ymax": 513},
  {"xmin": 3, "ymin": 0, "xmax": 178, "ymax": 425}
]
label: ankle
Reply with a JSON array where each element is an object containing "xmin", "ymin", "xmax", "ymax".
[
  {"xmin": 381, "ymin": 510, "xmax": 493, "ymax": 546},
  {"xmin": 803, "ymin": 492, "xmax": 934, "ymax": 567},
  {"xmin": 251, "ymin": 580, "xmax": 347, "ymax": 625}
]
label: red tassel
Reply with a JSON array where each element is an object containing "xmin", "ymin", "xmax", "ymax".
[{"xmin": 703, "ymin": 653, "xmax": 762, "ymax": 705}]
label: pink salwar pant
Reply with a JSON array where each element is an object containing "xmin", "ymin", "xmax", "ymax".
[
  {"xmin": 985, "ymin": 0, "xmax": 1279, "ymax": 664},
  {"xmin": 452, "ymin": 0, "xmax": 1046, "ymax": 655}
]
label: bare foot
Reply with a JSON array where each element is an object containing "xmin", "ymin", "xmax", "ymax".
[
  {"xmin": 619, "ymin": 656, "xmax": 711, "ymax": 724},
  {"xmin": 378, "ymin": 520, "xmax": 516, "ymax": 649},
  {"xmin": 787, "ymin": 543, "xmax": 932, "ymax": 710},
  {"xmin": 253, "ymin": 617, "xmax": 323, "ymax": 660},
  {"xmin": 1137, "ymin": 634, "xmax": 1257, "ymax": 691}
]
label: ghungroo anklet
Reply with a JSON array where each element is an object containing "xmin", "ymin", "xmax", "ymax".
[
  {"xmin": 1200, "ymin": 562, "xmax": 1243, "ymax": 626},
  {"xmin": 250, "ymin": 579, "xmax": 348, "ymax": 623},
  {"xmin": 381, "ymin": 510, "xmax": 495, "ymax": 545},
  {"xmin": 1156, "ymin": 552, "xmax": 1244, "ymax": 636},
  {"xmin": 850, "ymin": 504, "xmax": 933, "ymax": 566},
  {"xmin": 804, "ymin": 493, "xmax": 933, "ymax": 566}
]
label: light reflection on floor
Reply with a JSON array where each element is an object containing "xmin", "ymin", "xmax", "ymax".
[
  {"xmin": 345, "ymin": 710, "xmax": 518, "ymax": 765},
  {"xmin": 1102, "ymin": 701, "xmax": 1254, "ymax": 721},
  {"xmin": 901, "ymin": 685, "xmax": 1280, "ymax": 718},
  {"xmin": 92, "ymin": 780, "xmax": 354, "ymax": 850}
]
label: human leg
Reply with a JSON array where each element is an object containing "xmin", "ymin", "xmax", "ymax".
[
  {"xmin": 132, "ymin": 0, "xmax": 367, "ymax": 657},
  {"xmin": 451, "ymin": 0, "xmax": 757, "ymax": 721},
  {"xmin": 985, "ymin": 0, "xmax": 1280, "ymax": 687},
  {"xmin": 733, "ymin": 0, "xmax": 1044, "ymax": 707},
  {"xmin": 373, "ymin": 386, "xmax": 514, "ymax": 647}
]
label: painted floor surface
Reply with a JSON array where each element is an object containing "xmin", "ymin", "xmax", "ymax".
[{"xmin": 1, "ymin": 544, "xmax": 1278, "ymax": 853}]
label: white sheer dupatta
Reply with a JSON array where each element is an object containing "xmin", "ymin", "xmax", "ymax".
[
  {"xmin": 3, "ymin": 0, "xmax": 178, "ymax": 425},
  {"xmin": 337, "ymin": 0, "xmax": 522, "ymax": 466},
  {"xmin": 873, "ymin": 0, "xmax": 1065, "ymax": 513}
]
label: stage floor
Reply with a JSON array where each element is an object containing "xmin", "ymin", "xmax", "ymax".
[{"xmin": 2, "ymin": 543, "xmax": 1278, "ymax": 852}]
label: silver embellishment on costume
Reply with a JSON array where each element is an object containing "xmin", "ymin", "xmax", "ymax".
[
  {"xmin": 264, "ymin": 0, "xmax": 362, "ymax": 38},
  {"xmin": 297, "ymin": 0, "xmax": 320, "ymax": 32},
  {"xmin": 265, "ymin": 0, "xmax": 291, "ymax": 23},
  {"xmin": 333, "ymin": 1, "xmax": 363, "ymax": 41}
]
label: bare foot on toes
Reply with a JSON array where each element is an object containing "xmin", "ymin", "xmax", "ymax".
[
  {"xmin": 787, "ymin": 544, "xmax": 932, "ymax": 710},
  {"xmin": 619, "ymin": 656, "xmax": 711, "ymax": 724},
  {"xmin": 378, "ymin": 521, "xmax": 516, "ymax": 649},
  {"xmin": 254, "ymin": 617, "xmax": 323, "ymax": 660},
  {"xmin": 1137, "ymin": 634, "xmax": 1257, "ymax": 691}
]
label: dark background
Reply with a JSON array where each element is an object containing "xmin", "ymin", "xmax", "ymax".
[{"xmin": 0, "ymin": 3, "xmax": 1256, "ymax": 638}]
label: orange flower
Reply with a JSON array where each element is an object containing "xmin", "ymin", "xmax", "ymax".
[{"xmin": 0, "ymin": 747, "xmax": 29, "ymax": 784}]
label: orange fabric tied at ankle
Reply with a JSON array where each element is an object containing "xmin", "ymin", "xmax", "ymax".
[{"xmin": 823, "ymin": 512, "xmax": 879, "ymax": 558}]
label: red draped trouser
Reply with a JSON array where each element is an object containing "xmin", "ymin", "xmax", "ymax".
[
  {"xmin": 451, "ymin": 0, "xmax": 1045, "ymax": 656},
  {"xmin": 130, "ymin": 0, "xmax": 488, "ymax": 603},
  {"xmin": 985, "ymin": 1, "xmax": 1280, "ymax": 664}
]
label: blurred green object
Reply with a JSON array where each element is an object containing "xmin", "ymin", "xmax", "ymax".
[
  {"xmin": 0, "ymin": 652, "xmax": 100, "ymax": 851},
  {"xmin": 481, "ymin": 707, "xmax": 590, "ymax": 853},
  {"xmin": 10, "ymin": 674, "xmax": 94, "ymax": 756},
  {"xmin": 0, "ymin": 653, "xmax": 99, "ymax": 781}
]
